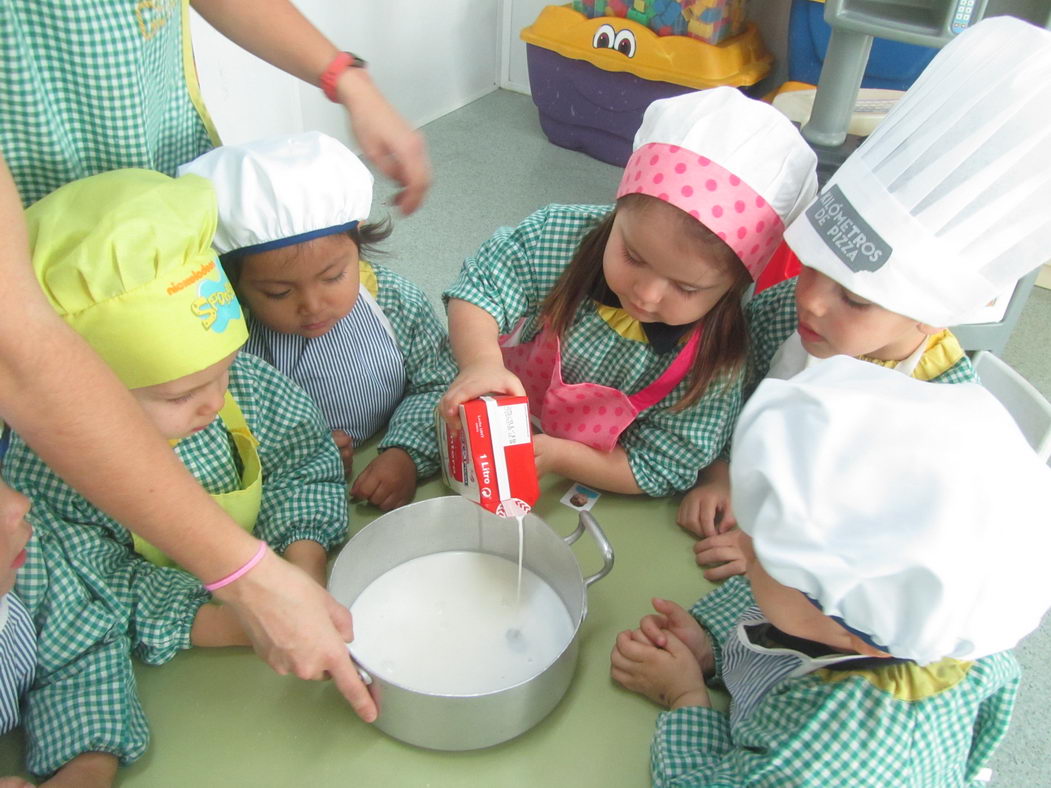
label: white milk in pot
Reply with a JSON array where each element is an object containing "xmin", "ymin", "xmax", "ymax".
[{"xmin": 349, "ymin": 550, "xmax": 574, "ymax": 696}]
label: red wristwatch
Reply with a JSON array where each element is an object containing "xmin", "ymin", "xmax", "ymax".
[{"xmin": 320, "ymin": 51, "xmax": 368, "ymax": 103}]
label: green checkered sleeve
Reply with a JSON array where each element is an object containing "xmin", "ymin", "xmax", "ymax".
[
  {"xmin": 373, "ymin": 264, "xmax": 458, "ymax": 477},
  {"xmin": 933, "ymin": 353, "xmax": 979, "ymax": 384},
  {"xmin": 622, "ymin": 375, "xmax": 742, "ymax": 496},
  {"xmin": 443, "ymin": 204, "xmax": 612, "ymax": 332},
  {"xmin": 690, "ymin": 576, "xmax": 757, "ymax": 682},
  {"xmin": 743, "ymin": 278, "xmax": 798, "ymax": 398},
  {"xmin": 2, "ymin": 437, "xmax": 209, "ymax": 668},
  {"xmin": 14, "ymin": 522, "xmax": 150, "ymax": 776},
  {"xmin": 227, "ymin": 354, "xmax": 348, "ymax": 553},
  {"xmin": 652, "ymin": 706, "xmax": 734, "ymax": 787}
]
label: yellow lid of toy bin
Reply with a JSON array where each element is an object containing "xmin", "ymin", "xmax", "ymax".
[{"xmin": 521, "ymin": 5, "xmax": 772, "ymax": 89}]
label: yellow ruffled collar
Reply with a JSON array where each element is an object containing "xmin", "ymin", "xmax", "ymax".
[{"xmin": 858, "ymin": 329, "xmax": 964, "ymax": 382}]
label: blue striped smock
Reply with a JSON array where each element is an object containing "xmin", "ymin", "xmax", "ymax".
[
  {"xmin": 721, "ymin": 605, "xmax": 872, "ymax": 729},
  {"xmin": 0, "ymin": 592, "xmax": 35, "ymax": 733},
  {"xmin": 244, "ymin": 285, "xmax": 406, "ymax": 443}
]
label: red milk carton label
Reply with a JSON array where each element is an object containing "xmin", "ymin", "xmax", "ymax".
[{"xmin": 438, "ymin": 395, "xmax": 539, "ymax": 515}]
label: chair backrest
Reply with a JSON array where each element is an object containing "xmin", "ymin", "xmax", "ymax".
[
  {"xmin": 950, "ymin": 269, "xmax": 1040, "ymax": 356},
  {"xmin": 972, "ymin": 351, "xmax": 1051, "ymax": 463}
]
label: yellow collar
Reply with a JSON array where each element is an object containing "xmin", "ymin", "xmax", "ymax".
[
  {"xmin": 858, "ymin": 330, "xmax": 964, "ymax": 381},
  {"xmin": 359, "ymin": 258, "xmax": 378, "ymax": 299},
  {"xmin": 819, "ymin": 657, "xmax": 973, "ymax": 701},
  {"xmin": 594, "ymin": 303, "xmax": 648, "ymax": 343}
]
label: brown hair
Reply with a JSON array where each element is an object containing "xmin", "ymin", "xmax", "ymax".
[
  {"xmin": 220, "ymin": 217, "xmax": 393, "ymax": 283},
  {"xmin": 539, "ymin": 195, "xmax": 751, "ymax": 410}
]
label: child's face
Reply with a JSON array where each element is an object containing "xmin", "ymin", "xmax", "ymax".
[
  {"xmin": 131, "ymin": 352, "xmax": 238, "ymax": 441},
  {"xmin": 602, "ymin": 201, "xmax": 737, "ymax": 326},
  {"xmin": 236, "ymin": 234, "xmax": 360, "ymax": 338},
  {"xmin": 795, "ymin": 266, "xmax": 937, "ymax": 361},
  {"xmin": 0, "ymin": 479, "xmax": 31, "ymax": 597}
]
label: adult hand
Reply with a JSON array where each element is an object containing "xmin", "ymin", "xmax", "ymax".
[
  {"xmin": 211, "ymin": 548, "xmax": 378, "ymax": 722},
  {"xmin": 336, "ymin": 69, "xmax": 431, "ymax": 215}
]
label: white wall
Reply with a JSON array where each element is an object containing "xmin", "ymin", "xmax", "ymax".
[
  {"xmin": 502, "ymin": 0, "xmax": 549, "ymax": 93},
  {"xmin": 190, "ymin": 0, "xmax": 502, "ymax": 148}
]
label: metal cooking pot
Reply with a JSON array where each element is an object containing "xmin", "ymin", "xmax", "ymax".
[{"xmin": 328, "ymin": 495, "xmax": 614, "ymax": 750}]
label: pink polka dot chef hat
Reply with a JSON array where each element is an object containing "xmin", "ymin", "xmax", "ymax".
[{"xmin": 618, "ymin": 86, "xmax": 818, "ymax": 279}]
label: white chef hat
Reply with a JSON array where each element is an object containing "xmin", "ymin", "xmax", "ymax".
[
  {"xmin": 731, "ymin": 356, "xmax": 1051, "ymax": 665},
  {"xmin": 785, "ymin": 17, "xmax": 1051, "ymax": 327},
  {"xmin": 177, "ymin": 131, "xmax": 374, "ymax": 256},
  {"xmin": 618, "ymin": 87, "xmax": 818, "ymax": 279}
]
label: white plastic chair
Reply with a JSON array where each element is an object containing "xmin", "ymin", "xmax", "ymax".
[{"xmin": 972, "ymin": 351, "xmax": 1051, "ymax": 463}]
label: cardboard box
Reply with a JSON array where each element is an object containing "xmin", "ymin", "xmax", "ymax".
[{"xmin": 438, "ymin": 396, "xmax": 539, "ymax": 516}]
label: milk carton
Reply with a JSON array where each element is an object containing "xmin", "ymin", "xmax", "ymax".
[{"xmin": 438, "ymin": 395, "xmax": 539, "ymax": 516}]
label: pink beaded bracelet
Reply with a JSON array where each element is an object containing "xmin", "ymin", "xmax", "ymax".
[{"xmin": 204, "ymin": 540, "xmax": 268, "ymax": 592}]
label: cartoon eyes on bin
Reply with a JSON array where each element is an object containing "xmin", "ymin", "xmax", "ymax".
[{"xmin": 592, "ymin": 25, "xmax": 637, "ymax": 58}]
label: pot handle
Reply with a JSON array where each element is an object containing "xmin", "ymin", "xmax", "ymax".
[
  {"xmin": 345, "ymin": 644, "xmax": 373, "ymax": 686},
  {"xmin": 564, "ymin": 510, "xmax": 615, "ymax": 587}
]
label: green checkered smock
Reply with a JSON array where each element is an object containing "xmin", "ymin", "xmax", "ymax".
[
  {"xmin": 0, "ymin": 0, "xmax": 217, "ymax": 206},
  {"xmin": 372, "ymin": 263, "xmax": 458, "ymax": 477},
  {"xmin": 651, "ymin": 577, "xmax": 1019, "ymax": 787},
  {"xmin": 744, "ymin": 278, "xmax": 978, "ymax": 397},
  {"xmin": 443, "ymin": 204, "xmax": 743, "ymax": 497},
  {"xmin": 2, "ymin": 354, "xmax": 346, "ymax": 776}
]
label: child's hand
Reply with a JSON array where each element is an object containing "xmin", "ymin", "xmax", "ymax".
[
  {"xmin": 0, "ymin": 777, "xmax": 36, "ymax": 787},
  {"xmin": 351, "ymin": 448, "xmax": 417, "ymax": 511},
  {"xmin": 610, "ymin": 628, "xmax": 710, "ymax": 710},
  {"xmin": 531, "ymin": 433, "xmax": 564, "ymax": 478},
  {"xmin": 332, "ymin": 430, "xmax": 354, "ymax": 476},
  {"xmin": 693, "ymin": 528, "xmax": 754, "ymax": 582},
  {"xmin": 637, "ymin": 598, "xmax": 715, "ymax": 677},
  {"xmin": 677, "ymin": 460, "xmax": 734, "ymax": 538},
  {"xmin": 38, "ymin": 752, "xmax": 117, "ymax": 788},
  {"xmin": 439, "ymin": 361, "xmax": 525, "ymax": 428},
  {"xmin": 283, "ymin": 540, "xmax": 329, "ymax": 587}
]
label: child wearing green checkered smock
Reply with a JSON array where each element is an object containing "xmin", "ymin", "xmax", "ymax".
[
  {"xmin": 681, "ymin": 17, "xmax": 1051, "ymax": 545},
  {"xmin": 179, "ymin": 133, "xmax": 456, "ymax": 512},
  {"xmin": 613, "ymin": 359, "xmax": 1051, "ymax": 788},
  {"xmin": 1, "ymin": 170, "xmax": 347, "ymax": 782},
  {"xmin": 439, "ymin": 89, "xmax": 818, "ymax": 497}
]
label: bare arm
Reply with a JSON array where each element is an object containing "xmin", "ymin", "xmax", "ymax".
[
  {"xmin": 438, "ymin": 299, "xmax": 526, "ymax": 425},
  {"xmin": 533, "ymin": 435, "xmax": 643, "ymax": 495},
  {"xmin": 190, "ymin": 0, "xmax": 430, "ymax": 214},
  {"xmin": 0, "ymin": 159, "xmax": 375, "ymax": 720}
]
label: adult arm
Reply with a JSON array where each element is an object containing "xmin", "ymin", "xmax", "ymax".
[
  {"xmin": 0, "ymin": 159, "xmax": 375, "ymax": 720},
  {"xmin": 190, "ymin": 0, "xmax": 430, "ymax": 214}
]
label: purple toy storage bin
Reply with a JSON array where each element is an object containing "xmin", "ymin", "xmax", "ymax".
[
  {"xmin": 522, "ymin": 5, "xmax": 772, "ymax": 167},
  {"xmin": 525, "ymin": 46, "xmax": 694, "ymax": 166}
]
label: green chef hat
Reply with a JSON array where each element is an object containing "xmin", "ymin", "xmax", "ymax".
[{"xmin": 26, "ymin": 169, "xmax": 247, "ymax": 388}]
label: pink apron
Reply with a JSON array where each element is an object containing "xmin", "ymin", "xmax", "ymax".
[{"xmin": 499, "ymin": 321, "xmax": 701, "ymax": 452}]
